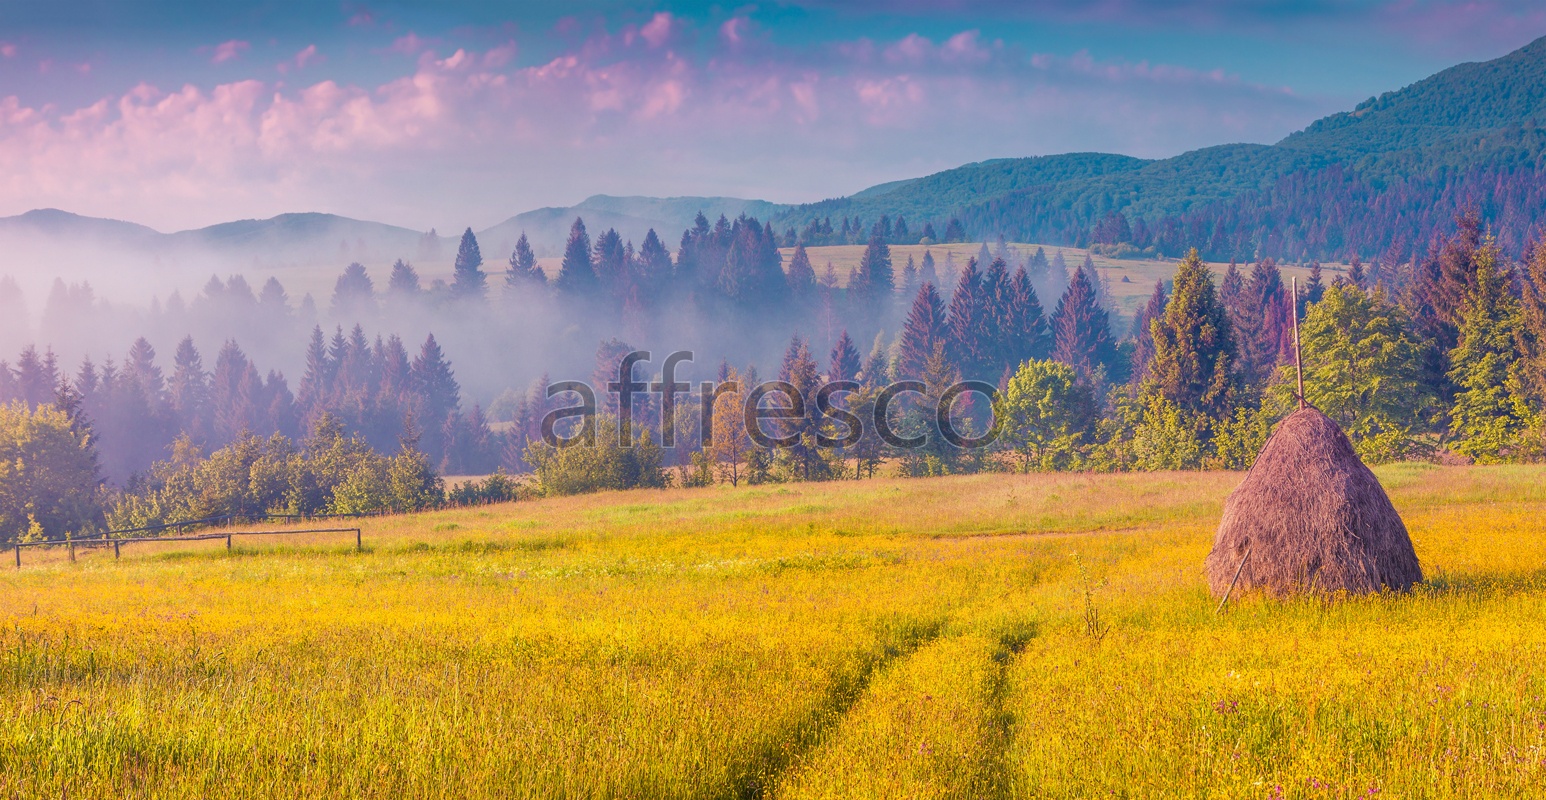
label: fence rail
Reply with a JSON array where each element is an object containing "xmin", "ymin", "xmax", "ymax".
[{"xmin": 10, "ymin": 527, "xmax": 363, "ymax": 569}]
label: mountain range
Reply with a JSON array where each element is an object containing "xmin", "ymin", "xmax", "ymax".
[{"xmin": 6, "ymin": 33, "xmax": 1546, "ymax": 297}]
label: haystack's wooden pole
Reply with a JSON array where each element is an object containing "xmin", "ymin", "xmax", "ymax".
[
  {"xmin": 1292, "ymin": 276, "xmax": 1305, "ymax": 410},
  {"xmin": 1216, "ymin": 546, "xmax": 1252, "ymax": 614}
]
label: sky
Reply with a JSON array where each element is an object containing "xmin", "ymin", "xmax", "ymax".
[{"xmin": 1, "ymin": 0, "xmax": 1544, "ymax": 233}]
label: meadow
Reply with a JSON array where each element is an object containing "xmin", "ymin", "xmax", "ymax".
[{"xmin": 2, "ymin": 465, "xmax": 1544, "ymax": 798}]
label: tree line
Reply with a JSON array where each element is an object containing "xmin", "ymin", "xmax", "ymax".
[{"xmin": 2, "ymin": 207, "xmax": 1543, "ymax": 540}]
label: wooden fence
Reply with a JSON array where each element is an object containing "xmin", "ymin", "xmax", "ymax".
[{"xmin": 10, "ymin": 527, "xmax": 363, "ymax": 569}]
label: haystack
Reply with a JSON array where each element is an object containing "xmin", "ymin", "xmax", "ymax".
[{"xmin": 1205, "ymin": 407, "xmax": 1422, "ymax": 596}]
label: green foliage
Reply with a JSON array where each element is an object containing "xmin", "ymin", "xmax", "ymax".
[
  {"xmin": 524, "ymin": 415, "xmax": 667, "ymax": 497},
  {"xmin": 0, "ymin": 401, "xmax": 102, "ymax": 543},
  {"xmin": 1142, "ymin": 249, "xmax": 1237, "ymax": 425},
  {"xmin": 108, "ymin": 414, "xmax": 444, "ymax": 529},
  {"xmin": 446, "ymin": 471, "xmax": 521, "ymax": 506},
  {"xmin": 1290, "ymin": 284, "xmax": 1434, "ymax": 462},
  {"xmin": 1127, "ymin": 397, "xmax": 1205, "ymax": 471},
  {"xmin": 1207, "ymin": 402, "xmax": 1282, "ymax": 470},
  {"xmin": 1446, "ymin": 241, "xmax": 1538, "ymax": 462},
  {"xmin": 995, "ymin": 359, "xmax": 1095, "ymax": 471}
]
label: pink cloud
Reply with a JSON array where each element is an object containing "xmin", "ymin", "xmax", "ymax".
[
  {"xmin": 720, "ymin": 17, "xmax": 748, "ymax": 47},
  {"xmin": 0, "ymin": 33, "xmax": 1325, "ymax": 230},
  {"xmin": 278, "ymin": 45, "xmax": 319, "ymax": 74},
  {"xmin": 641, "ymin": 13, "xmax": 675, "ymax": 48},
  {"xmin": 0, "ymin": 43, "xmax": 16, "ymax": 59},
  {"xmin": 209, "ymin": 40, "xmax": 250, "ymax": 65}
]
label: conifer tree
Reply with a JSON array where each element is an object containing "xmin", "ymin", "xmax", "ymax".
[
  {"xmin": 636, "ymin": 229, "xmax": 673, "ymax": 302},
  {"xmin": 901, "ymin": 255, "xmax": 919, "ymax": 297},
  {"xmin": 124, "ymin": 337, "xmax": 166, "ymax": 408},
  {"xmin": 1295, "ymin": 283, "xmax": 1430, "ymax": 462},
  {"xmin": 1520, "ymin": 242, "xmax": 1546, "ymax": 411},
  {"xmin": 1006, "ymin": 265, "xmax": 1049, "ymax": 367},
  {"xmin": 787, "ymin": 243, "xmax": 817, "ymax": 303},
  {"xmin": 1447, "ymin": 238, "xmax": 1534, "ymax": 462},
  {"xmin": 449, "ymin": 228, "xmax": 487, "ymax": 301},
  {"xmin": 1240, "ymin": 258, "xmax": 1291, "ymax": 386},
  {"xmin": 210, "ymin": 340, "xmax": 259, "ymax": 444},
  {"xmin": 387, "ymin": 260, "xmax": 421, "ymax": 300},
  {"xmin": 297, "ymin": 326, "xmax": 331, "ymax": 415},
  {"xmin": 1129, "ymin": 280, "xmax": 1167, "ymax": 386},
  {"xmin": 556, "ymin": 218, "xmax": 598, "ymax": 297},
  {"xmin": 504, "ymin": 233, "xmax": 545, "ymax": 296},
  {"xmin": 409, "ymin": 334, "xmax": 461, "ymax": 460},
  {"xmin": 1143, "ymin": 249, "xmax": 1237, "ymax": 421},
  {"xmin": 851, "ymin": 233, "xmax": 895, "ymax": 312},
  {"xmin": 258, "ymin": 277, "xmax": 290, "ymax": 317},
  {"xmin": 14, "ymin": 346, "xmax": 60, "ymax": 408},
  {"xmin": 775, "ymin": 335, "xmax": 827, "ymax": 481},
  {"xmin": 169, "ymin": 336, "xmax": 211, "ymax": 443},
  {"xmin": 983, "ymin": 258, "xmax": 1017, "ymax": 377},
  {"xmin": 946, "ymin": 258, "xmax": 991, "ymax": 382},
  {"xmin": 829, "ymin": 330, "xmax": 862, "ymax": 383},
  {"xmin": 919, "ymin": 250, "xmax": 938, "ymax": 287},
  {"xmin": 1050, "ymin": 262, "xmax": 1116, "ymax": 384},
  {"xmin": 331, "ymin": 262, "xmax": 376, "ymax": 320},
  {"xmin": 900, "ymin": 283, "xmax": 947, "ymax": 380},
  {"xmin": 593, "ymin": 228, "xmax": 628, "ymax": 300}
]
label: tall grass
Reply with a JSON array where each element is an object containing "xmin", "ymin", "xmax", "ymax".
[{"xmin": 2, "ymin": 467, "xmax": 1543, "ymax": 797}]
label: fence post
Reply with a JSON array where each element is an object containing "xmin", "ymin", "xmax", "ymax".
[
  {"xmin": 13, "ymin": 545, "xmax": 19, "ymax": 569},
  {"xmin": 227, "ymin": 534, "xmax": 233, "ymax": 552},
  {"xmin": 355, "ymin": 528, "xmax": 362, "ymax": 552},
  {"xmin": 69, "ymin": 540, "xmax": 76, "ymax": 563},
  {"xmin": 113, "ymin": 540, "xmax": 120, "ymax": 560}
]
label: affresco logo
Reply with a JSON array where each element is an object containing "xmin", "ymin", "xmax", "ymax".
[{"xmin": 539, "ymin": 350, "xmax": 999, "ymax": 450}]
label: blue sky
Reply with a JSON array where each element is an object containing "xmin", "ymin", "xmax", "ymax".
[{"xmin": 0, "ymin": 0, "xmax": 1542, "ymax": 231}]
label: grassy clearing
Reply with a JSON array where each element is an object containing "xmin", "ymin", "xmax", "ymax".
[
  {"xmin": 784, "ymin": 242, "xmax": 1342, "ymax": 325},
  {"xmin": 2, "ymin": 466, "xmax": 1544, "ymax": 798}
]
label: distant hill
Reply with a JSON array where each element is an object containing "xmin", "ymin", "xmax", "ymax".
[
  {"xmin": 478, "ymin": 195, "xmax": 790, "ymax": 257},
  {"xmin": 775, "ymin": 35, "xmax": 1546, "ymax": 261}
]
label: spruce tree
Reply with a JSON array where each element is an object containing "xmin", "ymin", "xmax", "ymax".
[
  {"xmin": 1143, "ymin": 249, "xmax": 1237, "ymax": 421},
  {"xmin": 331, "ymin": 262, "xmax": 376, "ymax": 319},
  {"xmin": 1240, "ymin": 258, "xmax": 1290, "ymax": 386},
  {"xmin": 409, "ymin": 334, "xmax": 461, "ymax": 461},
  {"xmin": 852, "ymin": 233, "xmax": 894, "ymax": 312},
  {"xmin": 1050, "ymin": 262, "xmax": 1116, "ymax": 384},
  {"xmin": 830, "ymin": 330, "xmax": 862, "ymax": 383},
  {"xmin": 1129, "ymin": 280, "xmax": 1167, "ymax": 386},
  {"xmin": 451, "ymin": 228, "xmax": 487, "ymax": 301},
  {"xmin": 775, "ymin": 335, "xmax": 827, "ymax": 481},
  {"xmin": 899, "ymin": 283, "xmax": 947, "ymax": 380},
  {"xmin": 919, "ymin": 250, "xmax": 939, "ymax": 287},
  {"xmin": 1521, "ymin": 242, "xmax": 1546, "ymax": 411},
  {"xmin": 387, "ymin": 259, "xmax": 421, "ymax": 299},
  {"xmin": 504, "ymin": 233, "xmax": 544, "ymax": 296},
  {"xmin": 169, "ymin": 336, "xmax": 211, "ymax": 442},
  {"xmin": 1006, "ymin": 265, "xmax": 1049, "ymax": 366},
  {"xmin": 556, "ymin": 218, "xmax": 598, "ymax": 297},
  {"xmin": 636, "ymin": 229, "xmax": 673, "ymax": 302},
  {"xmin": 593, "ymin": 228, "xmax": 628, "ymax": 299},
  {"xmin": 901, "ymin": 255, "xmax": 919, "ymax": 297},
  {"xmin": 945, "ymin": 258, "xmax": 991, "ymax": 381},
  {"xmin": 983, "ymin": 257, "xmax": 1013, "ymax": 377},
  {"xmin": 1447, "ymin": 238, "xmax": 1533, "ymax": 462},
  {"xmin": 787, "ymin": 243, "xmax": 817, "ymax": 303}
]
